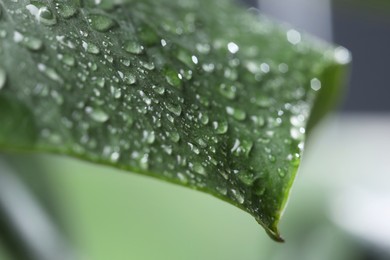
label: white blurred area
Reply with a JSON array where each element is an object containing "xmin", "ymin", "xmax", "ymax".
[
  {"xmin": 258, "ymin": 0, "xmax": 332, "ymax": 41},
  {"xmin": 301, "ymin": 115, "xmax": 390, "ymax": 253}
]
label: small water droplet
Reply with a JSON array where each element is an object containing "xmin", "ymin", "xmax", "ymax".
[
  {"xmin": 227, "ymin": 42, "xmax": 239, "ymax": 54},
  {"xmin": 82, "ymin": 41, "xmax": 100, "ymax": 54},
  {"xmin": 213, "ymin": 120, "xmax": 228, "ymax": 134},
  {"xmin": 226, "ymin": 106, "xmax": 246, "ymax": 121},
  {"xmin": 86, "ymin": 107, "xmax": 109, "ymax": 123},
  {"xmin": 22, "ymin": 36, "xmax": 43, "ymax": 51},
  {"xmin": 165, "ymin": 102, "xmax": 182, "ymax": 116},
  {"xmin": 124, "ymin": 41, "xmax": 144, "ymax": 54},
  {"xmin": 88, "ymin": 14, "xmax": 116, "ymax": 32},
  {"xmin": 165, "ymin": 68, "xmax": 182, "ymax": 88},
  {"xmin": 278, "ymin": 168, "xmax": 286, "ymax": 178},
  {"xmin": 152, "ymin": 85, "xmax": 165, "ymax": 95},
  {"xmin": 198, "ymin": 112, "xmax": 209, "ymax": 125},
  {"xmin": 37, "ymin": 63, "xmax": 63, "ymax": 83},
  {"xmin": 124, "ymin": 73, "xmax": 137, "ymax": 85},
  {"xmin": 287, "ymin": 29, "xmax": 301, "ymax": 45},
  {"xmin": 192, "ymin": 162, "xmax": 206, "ymax": 175},
  {"xmin": 168, "ymin": 130, "xmax": 180, "ymax": 143},
  {"xmin": 231, "ymin": 189, "xmax": 244, "ymax": 204},
  {"xmin": 310, "ymin": 78, "xmax": 322, "ymax": 91},
  {"xmin": 219, "ymin": 84, "xmax": 236, "ymax": 100}
]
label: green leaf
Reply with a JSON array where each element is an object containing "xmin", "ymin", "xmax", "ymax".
[{"xmin": 0, "ymin": 0, "xmax": 349, "ymax": 240}]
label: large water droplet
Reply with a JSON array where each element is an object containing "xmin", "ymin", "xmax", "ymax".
[
  {"xmin": 26, "ymin": 4, "xmax": 57, "ymax": 26},
  {"xmin": 88, "ymin": 14, "xmax": 116, "ymax": 32},
  {"xmin": 165, "ymin": 68, "xmax": 182, "ymax": 88},
  {"xmin": 56, "ymin": 1, "xmax": 78, "ymax": 19}
]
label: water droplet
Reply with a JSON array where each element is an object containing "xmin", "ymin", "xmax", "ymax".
[
  {"xmin": 287, "ymin": 29, "xmax": 301, "ymax": 45},
  {"xmin": 198, "ymin": 112, "xmax": 209, "ymax": 125},
  {"xmin": 165, "ymin": 68, "xmax": 182, "ymax": 88},
  {"xmin": 140, "ymin": 60, "xmax": 155, "ymax": 71},
  {"xmin": 334, "ymin": 46, "xmax": 352, "ymax": 65},
  {"xmin": 124, "ymin": 73, "xmax": 137, "ymax": 85},
  {"xmin": 86, "ymin": 107, "xmax": 109, "ymax": 123},
  {"xmin": 226, "ymin": 106, "xmax": 246, "ymax": 121},
  {"xmin": 253, "ymin": 96, "xmax": 273, "ymax": 108},
  {"xmin": 56, "ymin": 1, "xmax": 78, "ymax": 19},
  {"xmin": 231, "ymin": 189, "xmax": 244, "ymax": 204},
  {"xmin": 188, "ymin": 143, "xmax": 200, "ymax": 155},
  {"xmin": 110, "ymin": 86, "xmax": 122, "ymax": 99},
  {"xmin": 165, "ymin": 102, "xmax": 182, "ymax": 116},
  {"xmin": 88, "ymin": 14, "xmax": 116, "ymax": 32},
  {"xmin": 310, "ymin": 78, "xmax": 322, "ymax": 91},
  {"xmin": 219, "ymin": 84, "xmax": 236, "ymax": 100},
  {"xmin": 22, "ymin": 36, "xmax": 43, "ymax": 51},
  {"xmin": 110, "ymin": 151, "xmax": 120, "ymax": 162},
  {"xmin": 82, "ymin": 41, "xmax": 100, "ymax": 54},
  {"xmin": 168, "ymin": 130, "xmax": 180, "ymax": 143},
  {"xmin": 213, "ymin": 120, "xmax": 228, "ymax": 134},
  {"xmin": 196, "ymin": 138, "xmax": 207, "ymax": 148},
  {"xmin": 37, "ymin": 63, "xmax": 63, "ymax": 83},
  {"xmin": 13, "ymin": 31, "xmax": 24, "ymax": 43},
  {"xmin": 152, "ymin": 85, "xmax": 165, "ymax": 95},
  {"xmin": 143, "ymin": 130, "xmax": 155, "ymax": 144},
  {"xmin": 227, "ymin": 42, "xmax": 239, "ymax": 54},
  {"xmin": 237, "ymin": 171, "xmax": 256, "ymax": 186},
  {"xmin": 124, "ymin": 41, "xmax": 144, "ymax": 55},
  {"xmin": 192, "ymin": 162, "xmax": 206, "ymax": 175},
  {"xmin": 0, "ymin": 68, "xmax": 7, "ymax": 90},
  {"xmin": 278, "ymin": 168, "xmax": 286, "ymax": 178},
  {"xmin": 26, "ymin": 4, "xmax": 57, "ymax": 26}
]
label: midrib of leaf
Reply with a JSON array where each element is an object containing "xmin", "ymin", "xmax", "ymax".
[{"xmin": 0, "ymin": 0, "xmax": 349, "ymax": 240}]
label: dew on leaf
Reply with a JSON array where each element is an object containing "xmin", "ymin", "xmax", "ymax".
[
  {"xmin": 219, "ymin": 84, "xmax": 237, "ymax": 100},
  {"xmin": 165, "ymin": 102, "xmax": 182, "ymax": 116},
  {"xmin": 124, "ymin": 41, "xmax": 144, "ymax": 55},
  {"xmin": 22, "ymin": 36, "xmax": 43, "ymax": 51},
  {"xmin": 124, "ymin": 73, "xmax": 137, "ymax": 85},
  {"xmin": 192, "ymin": 162, "xmax": 206, "ymax": 175},
  {"xmin": 226, "ymin": 106, "xmax": 246, "ymax": 121},
  {"xmin": 310, "ymin": 78, "xmax": 322, "ymax": 91},
  {"xmin": 231, "ymin": 189, "xmax": 244, "ymax": 204},
  {"xmin": 37, "ymin": 63, "xmax": 63, "ymax": 83},
  {"xmin": 88, "ymin": 14, "xmax": 116, "ymax": 32},
  {"xmin": 55, "ymin": 1, "xmax": 78, "ymax": 19},
  {"xmin": 26, "ymin": 4, "xmax": 57, "ymax": 26},
  {"xmin": 213, "ymin": 120, "xmax": 228, "ymax": 134},
  {"xmin": 152, "ymin": 85, "xmax": 165, "ymax": 95},
  {"xmin": 85, "ymin": 106, "xmax": 109, "ymax": 123},
  {"xmin": 165, "ymin": 68, "xmax": 182, "ymax": 88},
  {"xmin": 82, "ymin": 41, "xmax": 100, "ymax": 54}
]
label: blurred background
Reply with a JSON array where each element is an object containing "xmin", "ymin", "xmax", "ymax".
[{"xmin": 0, "ymin": 1, "xmax": 389, "ymax": 259}]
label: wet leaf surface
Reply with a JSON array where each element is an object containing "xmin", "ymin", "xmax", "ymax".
[{"xmin": 0, "ymin": 0, "xmax": 349, "ymax": 240}]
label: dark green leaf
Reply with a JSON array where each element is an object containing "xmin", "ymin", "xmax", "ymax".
[{"xmin": 0, "ymin": 0, "xmax": 349, "ymax": 240}]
